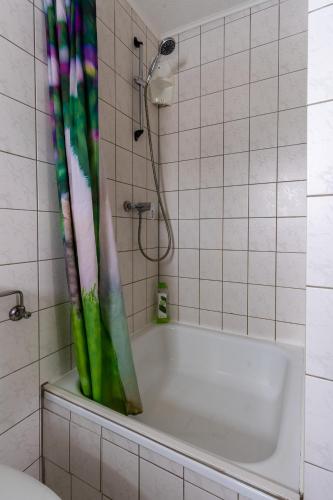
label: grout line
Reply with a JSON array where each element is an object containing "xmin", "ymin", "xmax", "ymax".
[{"xmin": 274, "ymin": 1, "xmax": 281, "ymax": 341}]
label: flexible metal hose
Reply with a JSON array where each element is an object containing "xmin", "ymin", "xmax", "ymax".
[{"xmin": 136, "ymin": 84, "xmax": 173, "ymax": 262}]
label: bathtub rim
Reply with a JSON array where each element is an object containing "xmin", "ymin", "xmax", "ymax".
[{"xmin": 43, "ymin": 322, "xmax": 303, "ymax": 500}]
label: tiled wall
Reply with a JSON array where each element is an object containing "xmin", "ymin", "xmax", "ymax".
[
  {"xmin": 98, "ymin": 0, "xmax": 160, "ymax": 333},
  {"xmin": 0, "ymin": 0, "xmax": 70, "ymax": 477},
  {"xmin": 159, "ymin": 0, "xmax": 308, "ymax": 345},
  {"xmin": 42, "ymin": 399, "xmax": 252, "ymax": 500},
  {"xmin": 304, "ymin": 1, "xmax": 333, "ymax": 498}
]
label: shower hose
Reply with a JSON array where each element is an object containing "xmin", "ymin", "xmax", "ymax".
[{"xmin": 136, "ymin": 84, "xmax": 173, "ymax": 263}]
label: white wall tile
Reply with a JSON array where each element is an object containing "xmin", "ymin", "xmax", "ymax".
[
  {"xmin": 179, "ymin": 160, "xmax": 200, "ymax": 190},
  {"xmin": 0, "ymin": 94, "xmax": 35, "ymax": 159},
  {"xmin": 45, "ymin": 460, "xmax": 71, "ymax": 500},
  {"xmin": 280, "ymin": 0, "xmax": 308, "ymax": 38},
  {"xmin": 201, "ymin": 92, "xmax": 223, "ymax": 127},
  {"xmin": 279, "ymin": 70, "xmax": 307, "ymax": 111},
  {"xmin": 308, "ymin": 102, "xmax": 333, "ymax": 195},
  {"xmin": 0, "ymin": 411, "xmax": 39, "ymax": 471},
  {"xmin": 249, "ymin": 252, "xmax": 276, "ymax": 286},
  {"xmin": 201, "ymin": 157, "xmax": 223, "ymax": 188},
  {"xmin": 248, "ymin": 284, "xmax": 275, "ymax": 320},
  {"xmin": 249, "ymin": 183, "xmax": 276, "ymax": 217},
  {"xmin": 0, "ymin": 314, "xmax": 38, "ymax": 378},
  {"xmin": 277, "ymin": 252, "xmax": 306, "ymax": 288},
  {"xmin": 248, "ymin": 317, "xmax": 275, "ymax": 341},
  {"xmin": 224, "ymin": 85, "xmax": 249, "ymax": 121},
  {"xmin": 250, "ymin": 78, "xmax": 278, "ymax": 116},
  {"xmin": 304, "ymin": 462, "xmax": 333, "ymax": 500},
  {"xmin": 250, "ymin": 113, "xmax": 278, "ymax": 150},
  {"xmin": 200, "ymin": 219, "xmax": 222, "ymax": 249},
  {"xmin": 201, "ymin": 60, "xmax": 224, "ymax": 95},
  {"xmin": 224, "ymin": 51, "xmax": 249, "ymax": 89},
  {"xmin": 40, "ymin": 347, "xmax": 71, "ymax": 385},
  {"xmin": 180, "ymin": 129, "xmax": 200, "ymax": 160},
  {"xmin": 140, "ymin": 459, "xmax": 183, "ymax": 500},
  {"xmin": 179, "ymin": 67, "xmax": 201, "ymax": 101},
  {"xmin": 179, "ymin": 36, "xmax": 201, "ymax": 71},
  {"xmin": 307, "ymin": 287, "xmax": 333, "ymax": 380},
  {"xmin": 160, "ymin": 104, "xmax": 179, "ymax": 135},
  {"xmin": 43, "ymin": 409, "xmax": 69, "ymax": 470},
  {"xmin": 276, "ymin": 322, "xmax": 305, "ymax": 346},
  {"xmin": 307, "ymin": 197, "xmax": 333, "ymax": 287},
  {"xmin": 0, "ymin": 36, "xmax": 34, "ymax": 107},
  {"xmin": 102, "ymin": 439, "xmax": 139, "ymax": 499},
  {"xmin": 0, "ymin": 210, "xmax": 37, "ymax": 265},
  {"xmin": 277, "ymin": 181, "xmax": 307, "ymax": 216},
  {"xmin": 185, "ymin": 482, "xmax": 219, "ymax": 500},
  {"xmin": 201, "ymin": 27, "xmax": 224, "ymax": 64},
  {"xmin": 308, "ymin": 5, "xmax": 333, "ymax": 104},
  {"xmin": 179, "ymin": 190, "xmax": 200, "ymax": 219},
  {"xmin": 201, "ymin": 124, "xmax": 223, "ymax": 157},
  {"xmin": 250, "ymin": 148, "xmax": 277, "ymax": 184},
  {"xmin": 72, "ymin": 476, "xmax": 102, "ymax": 500},
  {"xmin": 251, "ymin": 5, "xmax": 279, "ymax": 47},
  {"xmin": 249, "ymin": 218, "xmax": 276, "ymax": 251},
  {"xmin": 223, "ymin": 250, "xmax": 248, "ymax": 283},
  {"xmin": 179, "ymin": 249, "xmax": 199, "ymax": 278},
  {"xmin": 224, "ymin": 119, "xmax": 249, "ymax": 154},
  {"xmin": 0, "ymin": 0, "xmax": 34, "ymax": 54},
  {"xmin": 277, "ymin": 217, "xmax": 307, "ymax": 252},
  {"xmin": 200, "ymin": 280, "xmax": 222, "ymax": 312},
  {"xmin": 278, "ymin": 144, "xmax": 307, "ymax": 182},
  {"xmin": 224, "ymin": 152, "xmax": 248, "ymax": 186},
  {"xmin": 278, "ymin": 107, "xmax": 307, "ymax": 146},
  {"xmin": 0, "ymin": 153, "xmax": 36, "ymax": 210},
  {"xmin": 276, "ymin": 287, "xmax": 305, "ymax": 323},
  {"xmin": 0, "ymin": 363, "xmax": 39, "ymax": 435},
  {"xmin": 224, "ymin": 185, "xmax": 248, "ymax": 217},
  {"xmin": 225, "ymin": 17, "xmax": 250, "ymax": 56},
  {"xmin": 70, "ymin": 422, "xmax": 100, "ymax": 489},
  {"xmin": 305, "ymin": 375, "xmax": 333, "ymax": 471},
  {"xmin": 251, "ymin": 42, "xmax": 278, "ymax": 82},
  {"xmin": 179, "ymin": 98, "xmax": 200, "ymax": 131},
  {"xmin": 279, "ymin": 32, "xmax": 307, "ymax": 75},
  {"xmin": 179, "ymin": 278, "xmax": 199, "ymax": 308},
  {"xmin": 223, "ymin": 282, "xmax": 247, "ymax": 315},
  {"xmin": 223, "ymin": 313, "xmax": 247, "ymax": 335}
]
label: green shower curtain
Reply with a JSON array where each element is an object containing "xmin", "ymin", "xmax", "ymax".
[{"xmin": 44, "ymin": 0, "xmax": 142, "ymax": 415}]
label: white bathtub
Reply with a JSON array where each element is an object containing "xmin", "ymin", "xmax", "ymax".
[{"xmin": 44, "ymin": 323, "xmax": 304, "ymax": 499}]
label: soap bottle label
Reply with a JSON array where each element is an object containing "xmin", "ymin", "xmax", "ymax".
[{"xmin": 158, "ymin": 292, "xmax": 167, "ymax": 319}]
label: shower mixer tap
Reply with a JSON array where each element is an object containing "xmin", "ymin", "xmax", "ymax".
[{"xmin": 123, "ymin": 201, "xmax": 152, "ymax": 214}]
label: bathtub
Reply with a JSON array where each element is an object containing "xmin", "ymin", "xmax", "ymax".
[{"xmin": 44, "ymin": 323, "xmax": 304, "ymax": 500}]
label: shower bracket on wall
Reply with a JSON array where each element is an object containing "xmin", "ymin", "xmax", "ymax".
[{"xmin": 133, "ymin": 36, "xmax": 145, "ymax": 141}]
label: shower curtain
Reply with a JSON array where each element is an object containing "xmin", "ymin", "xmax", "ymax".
[{"xmin": 44, "ymin": 0, "xmax": 142, "ymax": 415}]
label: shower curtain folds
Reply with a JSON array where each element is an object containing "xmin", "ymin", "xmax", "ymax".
[{"xmin": 44, "ymin": 0, "xmax": 142, "ymax": 415}]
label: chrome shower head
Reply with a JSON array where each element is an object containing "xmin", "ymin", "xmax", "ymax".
[
  {"xmin": 147, "ymin": 37, "xmax": 177, "ymax": 83},
  {"xmin": 159, "ymin": 37, "xmax": 176, "ymax": 56}
]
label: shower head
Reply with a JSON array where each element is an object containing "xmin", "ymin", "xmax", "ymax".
[
  {"xmin": 159, "ymin": 37, "xmax": 176, "ymax": 56},
  {"xmin": 147, "ymin": 37, "xmax": 177, "ymax": 83}
]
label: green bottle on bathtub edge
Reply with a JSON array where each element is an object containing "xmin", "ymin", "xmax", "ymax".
[{"xmin": 156, "ymin": 281, "xmax": 169, "ymax": 324}]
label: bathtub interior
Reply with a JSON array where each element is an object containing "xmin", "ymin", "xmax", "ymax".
[
  {"xmin": 50, "ymin": 323, "xmax": 303, "ymax": 495},
  {"xmin": 132, "ymin": 325, "xmax": 288, "ymax": 464}
]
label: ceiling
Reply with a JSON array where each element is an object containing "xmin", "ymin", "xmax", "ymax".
[{"xmin": 129, "ymin": 0, "xmax": 258, "ymax": 37}]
